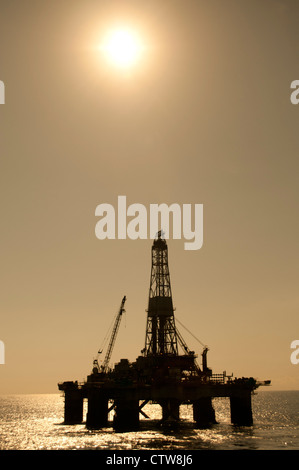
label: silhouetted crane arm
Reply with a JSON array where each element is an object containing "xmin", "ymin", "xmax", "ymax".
[
  {"xmin": 175, "ymin": 326, "xmax": 201, "ymax": 373},
  {"xmin": 100, "ymin": 296, "xmax": 126, "ymax": 373}
]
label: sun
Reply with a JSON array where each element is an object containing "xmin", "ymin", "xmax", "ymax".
[{"xmin": 100, "ymin": 29, "xmax": 143, "ymax": 68}]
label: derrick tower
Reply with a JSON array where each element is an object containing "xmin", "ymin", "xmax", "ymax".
[{"xmin": 144, "ymin": 231, "xmax": 178, "ymax": 356}]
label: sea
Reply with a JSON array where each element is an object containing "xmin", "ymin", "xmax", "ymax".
[{"xmin": 0, "ymin": 390, "xmax": 298, "ymax": 455}]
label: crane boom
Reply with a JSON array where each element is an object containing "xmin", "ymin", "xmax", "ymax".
[
  {"xmin": 100, "ymin": 296, "xmax": 126, "ymax": 373},
  {"xmin": 175, "ymin": 326, "xmax": 201, "ymax": 374}
]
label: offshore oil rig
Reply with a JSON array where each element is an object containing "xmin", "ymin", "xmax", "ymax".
[{"xmin": 58, "ymin": 232, "xmax": 270, "ymax": 431}]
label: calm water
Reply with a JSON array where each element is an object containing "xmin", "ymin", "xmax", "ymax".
[{"xmin": 0, "ymin": 391, "xmax": 298, "ymax": 450}]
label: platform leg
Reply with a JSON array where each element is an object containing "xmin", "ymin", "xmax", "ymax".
[
  {"xmin": 193, "ymin": 397, "xmax": 217, "ymax": 427},
  {"xmin": 160, "ymin": 399, "xmax": 180, "ymax": 423},
  {"xmin": 64, "ymin": 389, "xmax": 84, "ymax": 424},
  {"xmin": 86, "ymin": 390, "xmax": 109, "ymax": 429},
  {"xmin": 113, "ymin": 398, "xmax": 140, "ymax": 431},
  {"xmin": 230, "ymin": 392, "xmax": 253, "ymax": 426}
]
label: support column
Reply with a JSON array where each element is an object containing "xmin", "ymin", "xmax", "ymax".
[
  {"xmin": 193, "ymin": 397, "xmax": 217, "ymax": 427},
  {"xmin": 86, "ymin": 389, "xmax": 109, "ymax": 429},
  {"xmin": 113, "ymin": 398, "xmax": 140, "ymax": 432},
  {"xmin": 64, "ymin": 389, "xmax": 84, "ymax": 424},
  {"xmin": 230, "ymin": 392, "xmax": 253, "ymax": 426},
  {"xmin": 160, "ymin": 399, "xmax": 180, "ymax": 423}
]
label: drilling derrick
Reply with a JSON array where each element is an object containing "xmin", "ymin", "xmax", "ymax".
[
  {"xmin": 139, "ymin": 231, "xmax": 201, "ymax": 384},
  {"xmin": 145, "ymin": 231, "xmax": 178, "ymax": 356}
]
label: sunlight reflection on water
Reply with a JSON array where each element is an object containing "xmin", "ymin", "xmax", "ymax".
[{"xmin": 0, "ymin": 392, "xmax": 298, "ymax": 450}]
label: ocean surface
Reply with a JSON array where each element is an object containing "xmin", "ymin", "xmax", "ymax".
[{"xmin": 0, "ymin": 390, "xmax": 298, "ymax": 451}]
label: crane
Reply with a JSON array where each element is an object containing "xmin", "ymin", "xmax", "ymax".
[
  {"xmin": 175, "ymin": 317, "xmax": 211, "ymax": 376},
  {"xmin": 92, "ymin": 296, "xmax": 126, "ymax": 374},
  {"xmin": 175, "ymin": 326, "xmax": 201, "ymax": 374}
]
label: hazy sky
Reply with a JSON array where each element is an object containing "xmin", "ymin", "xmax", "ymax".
[{"xmin": 1, "ymin": 0, "xmax": 299, "ymax": 393}]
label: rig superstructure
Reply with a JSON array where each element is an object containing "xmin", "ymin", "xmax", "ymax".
[{"xmin": 58, "ymin": 232, "xmax": 270, "ymax": 431}]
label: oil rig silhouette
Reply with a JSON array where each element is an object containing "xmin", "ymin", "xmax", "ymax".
[{"xmin": 58, "ymin": 232, "xmax": 270, "ymax": 430}]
